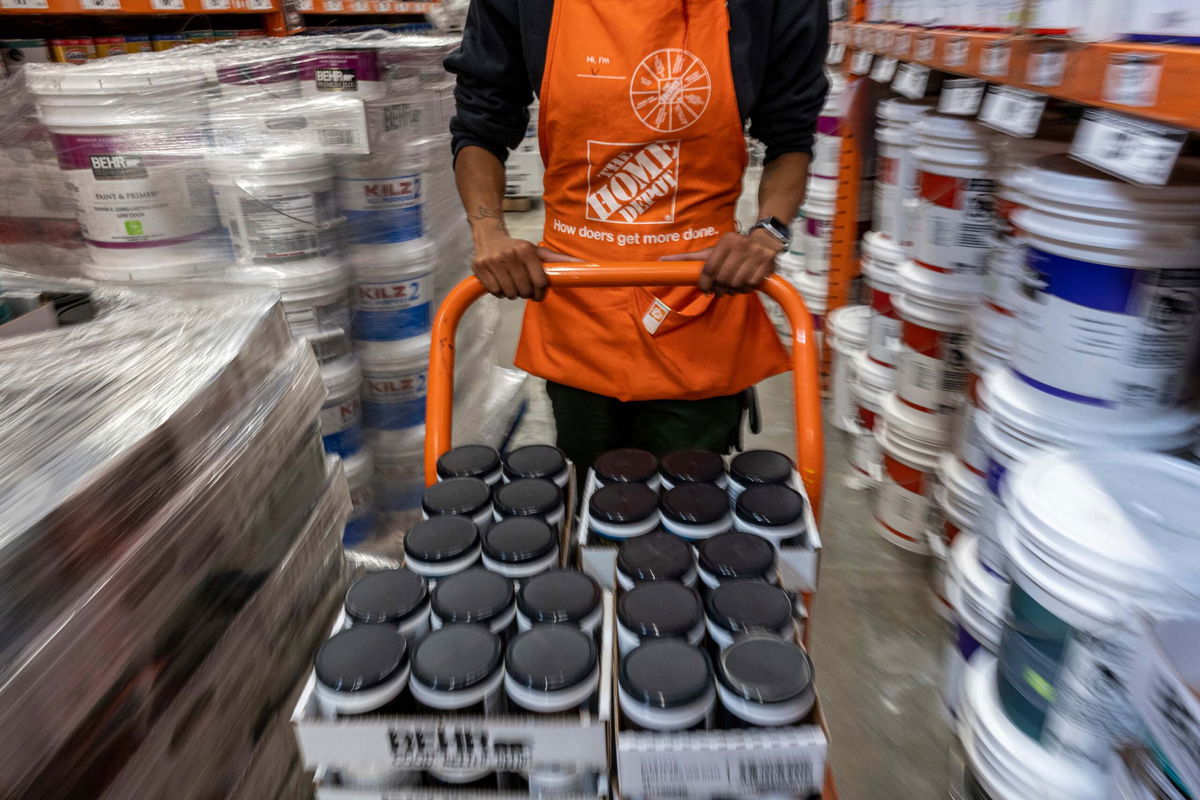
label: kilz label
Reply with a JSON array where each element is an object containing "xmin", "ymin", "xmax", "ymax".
[
  {"xmin": 89, "ymin": 154, "xmax": 148, "ymax": 180},
  {"xmin": 585, "ymin": 139, "xmax": 680, "ymax": 224},
  {"xmin": 315, "ymin": 67, "xmax": 357, "ymax": 91}
]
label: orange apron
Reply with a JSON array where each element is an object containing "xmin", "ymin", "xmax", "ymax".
[{"xmin": 514, "ymin": 0, "xmax": 790, "ymax": 402}]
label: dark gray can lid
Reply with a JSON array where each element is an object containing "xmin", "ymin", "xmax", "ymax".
[
  {"xmin": 483, "ymin": 517, "xmax": 557, "ymax": 563},
  {"xmin": 660, "ymin": 482, "xmax": 730, "ymax": 525},
  {"xmin": 431, "ymin": 567, "xmax": 515, "ymax": 624},
  {"xmin": 405, "ymin": 515, "xmax": 480, "ymax": 562},
  {"xmin": 616, "ymin": 531, "xmax": 694, "ymax": 582},
  {"xmin": 705, "ymin": 580, "xmax": 793, "ymax": 634},
  {"xmin": 518, "ymin": 569, "xmax": 602, "ymax": 624},
  {"xmin": 505, "ymin": 625, "xmax": 597, "ymax": 691},
  {"xmin": 595, "ymin": 448, "xmax": 658, "ymax": 484},
  {"xmin": 660, "ymin": 449, "xmax": 725, "ymax": 485},
  {"xmin": 493, "ymin": 478, "xmax": 562, "ymax": 518},
  {"xmin": 504, "ymin": 445, "xmax": 568, "ymax": 481},
  {"xmin": 589, "ymin": 482, "xmax": 658, "ymax": 523},
  {"xmin": 619, "ymin": 639, "xmax": 712, "ymax": 708},
  {"xmin": 315, "ymin": 625, "xmax": 409, "ymax": 693},
  {"xmin": 412, "ymin": 624, "xmax": 503, "ymax": 691},
  {"xmin": 729, "ymin": 450, "xmax": 794, "ymax": 486},
  {"xmin": 735, "ymin": 484, "xmax": 806, "ymax": 526},
  {"xmin": 345, "ymin": 568, "xmax": 428, "ymax": 625},
  {"xmin": 717, "ymin": 634, "xmax": 814, "ymax": 704},
  {"xmin": 697, "ymin": 532, "xmax": 776, "ymax": 579},
  {"xmin": 437, "ymin": 444, "xmax": 501, "ymax": 480},
  {"xmin": 422, "ymin": 477, "xmax": 492, "ymax": 517},
  {"xmin": 617, "ymin": 581, "xmax": 702, "ymax": 637}
]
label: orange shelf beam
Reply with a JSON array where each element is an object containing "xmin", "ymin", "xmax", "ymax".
[{"xmin": 836, "ymin": 22, "xmax": 1200, "ymax": 130}]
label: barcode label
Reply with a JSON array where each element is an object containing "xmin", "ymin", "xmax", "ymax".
[
  {"xmin": 202, "ymin": 0, "xmax": 230, "ymax": 8},
  {"xmin": 739, "ymin": 760, "xmax": 817, "ymax": 794},
  {"xmin": 0, "ymin": 0, "xmax": 49, "ymax": 8},
  {"xmin": 80, "ymin": 0, "xmax": 120, "ymax": 8},
  {"xmin": 980, "ymin": 42, "xmax": 1010, "ymax": 77},
  {"xmin": 1027, "ymin": 49, "xmax": 1066, "ymax": 87},
  {"xmin": 945, "ymin": 37, "xmax": 969, "ymax": 68},
  {"xmin": 915, "ymin": 34, "xmax": 935, "ymax": 62},
  {"xmin": 150, "ymin": 0, "xmax": 184, "ymax": 8},
  {"xmin": 1071, "ymin": 109, "xmax": 1187, "ymax": 186},
  {"xmin": 318, "ymin": 129, "xmax": 357, "ymax": 146},
  {"xmin": 893, "ymin": 31, "xmax": 910, "ymax": 58},
  {"xmin": 323, "ymin": 0, "xmax": 343, "ymax": 9},
  {"xmin": 1102, "ymin": 53, "xmax": 1163, "ymax": 108},
  {"xmin": 979, "ymin": 86, "xmax": 1046, "ymax": 138}
]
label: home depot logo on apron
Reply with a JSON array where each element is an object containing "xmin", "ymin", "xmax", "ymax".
[{"xmin": 515, "ymin": 0, "xmax": 789, "ymax": 402}]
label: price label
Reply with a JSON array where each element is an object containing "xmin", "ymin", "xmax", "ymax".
[
  {"xmin": 938, "ymin": 78, "xmax": 985, "ymax": 115},
  {"xmin": 0, "ymin": 0, "xmax": 49, "ymax": 8},
  {"xmin": 978, "ymin": 86, "xmax": 1047, "ymax": 138},
  {"xmin": 871, "ymin": 56, "xmax": 899, "ymax": 83},
  {"xmin": 875, "ymin": 29, "xmax": 891, "ymax": 52},
  {"xmin": 852, "ymin": 27, "xmax": 865, "ymax": 48},
  {"xmin": 850, "ymin": 50, "xmax": 874, "ymax": 76},
  {"xmin": 201, "ymin": 0, "xmax": 230, "ymax": 8},
  {"xmin": 893, "ymin": 31, "xmax": 911, "ymax": 58},
  {"xmin": 298, "ymin": 0, "xmax": 312, "ymax": 9},
  {"xmin": 1071, "ymin": 109, "xmax": 1187, "ymax": 186},
  {"xmin": 323, "ymin": 0, "xmax": 342, "ymax": 9},
  {"xmin": 1102, "ymin": 53, "xmax": 1163, "ymax": 108},
  {"xmin": 150, "ymin": 0, "xmax": 184, "ymax": 8},
  {"xmin": 352, "ymin": 0, "xmax": 368, "ymax": 9},
  {"xmin": 245, "ymin": 0, "xmax": 270, "ymax": 8},
  {"xmin": 826, "ymin": 42, "xmax": 847, "ymax": 65},
  {"xmin": 376, "ymin": 0, "xmax": 392, "ymax": 9},
  {"xmin": 1027, "ymin": 49, "xmax": 1066, "ymax": 87},
  {"xmin": 915, "ymin": 34, "xmax": 935, "ymax": 62},
  {"xmin": 945, "ymin": 37, "xmax": 969, "ymax": 68},
  {"xmin": 980, "ymin": 42, "xmax": 1010, "ymax": 77},
  {"xmin": 893, "ymin": 63, "xmax": 931, "ymax": 99},
  {"xmin": 80, "ymin": 0, "xmax": 121, "ymax": 8}
]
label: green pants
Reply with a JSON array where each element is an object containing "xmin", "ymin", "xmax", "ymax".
[{"xmin": 545, "ymin": 381, "xmax": 744, "ymax": 477}]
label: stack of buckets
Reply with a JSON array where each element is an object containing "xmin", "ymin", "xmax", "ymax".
[{"xmin": 856, "ymin": 101, "xmax": 1200, "ymax": 796}]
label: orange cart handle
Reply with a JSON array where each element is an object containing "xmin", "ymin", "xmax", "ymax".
[{"xmin": 424, "ymin": 262, "xmax": 825, "ymax": 518}]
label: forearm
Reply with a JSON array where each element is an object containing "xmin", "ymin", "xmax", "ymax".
[
  {"xmin": 455, "ymin": 145, "xmax": 510, "ymax": 245},
  {"xmin": 757, "ymin": 151, "xmax": 811, "ymax": 223}
]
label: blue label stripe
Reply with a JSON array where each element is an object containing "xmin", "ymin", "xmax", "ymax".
[
  {"xmin": 1026, "ymin": 247, "xmax": 1138, "ymax": 314},
  {"xmin": 322, "ymin": 424, "xmax": 364, "ymax": 457},
  {"xmin": 1012, "ymin": 369, "xmax": 1114, "ymax": 408},
  {"xmin": 343, "ymin": 511, "xmax": 377, "ymax": 546},
  {"xmin": 352, "ymin": 304, "xmax": 432, "ymax": 341},
  {"xmin": 344, "ymin": 208, "xmax": 423, "ymax": 244},
  {"xmin": 363, "ymin": 399, "xmax": 426, "ymax": 429}
]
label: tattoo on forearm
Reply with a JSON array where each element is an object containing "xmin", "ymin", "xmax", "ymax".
[{"xmin": 467, "ymin": 205, "xmax": 508, "ymax": 232}]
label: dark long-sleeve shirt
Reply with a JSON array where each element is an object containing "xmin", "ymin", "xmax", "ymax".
[{"xmin": 444, "ymin": 0, "xmax": 829, "ymax": 165}]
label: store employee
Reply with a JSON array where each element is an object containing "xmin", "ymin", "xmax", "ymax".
[{"xmin": 447, "ymin": 0, "xmax": 829, "ymax": 470}]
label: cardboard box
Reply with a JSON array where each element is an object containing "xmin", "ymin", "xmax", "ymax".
[
  {"xmin": 505, "ymin": 151, "xmax": 544, "ymax": 198},
  {"xmin": 1130, "ymin": 617, "xmax": 1200, "ymax": 797}
]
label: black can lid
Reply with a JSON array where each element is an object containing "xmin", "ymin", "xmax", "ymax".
[
  {"xmin": 405, "ymin": 515, "xmax": 480, "ymax": 563},
  {"xmin": 616, "ymin": 531, "xmax": 694, "ymax": 582},
  {"xmin": 422, "ymin": 477, "xmax": 492, "ymax": 517},
  {"xmin": 589, "ymin": 482, "xmax": 659, "ymax": 524},
  {"xmin": 718, "ymin": 634, "xmax": 814, "ymax": 704},
  {"xmin": 483, "ymin": 517, "xmax": 557, "ymax": 564},
  {"xmin": 518, "ymin": 569, "xmax": 602, "ymax": 624},
  {"xmin": 735, "ymin": 484, "xmax": 807, "ymax": 526},
  {"xmin": 504, "ymin": 445, "xmax": 568, "ymax": 481},
  {"xmin": 594, "ymin": 448, "xmax": 658, "ymax": 485},
  {"xmin": 432, "ymin": 567, "xmax": 515, "ymax": 624},
  {"xmin": 660, "ymin": 449, "xmax": 725, "ymax": 485},
  {"xmin": 412, "ymin": 624, "xmax": 503, "ymax": 692},
  {"xmin": 315, "ymin": 625, "xmax": 409, "ymax": 693},
  {"xmin": 437, "ymin": 444, "xmax": 501, "ymax": 480},
  {"xmin": 705, "ymin": 580, "xmax": 794, "ymax": 634},
  {"xmin": 505, "ymin": 625, "xmax": 598, "ymax": 691},
  {"xmin": 344, "ymin": 568, "xmax": 428, "ymax": 625},
  {"xmin": 617, "ymin": 581, "xmax": 702, "ymax": 637},
  {"xmin": 494, "ymin": 478, "xmax": 562, "ymax": 518},
  {"xmin": 729, "ymin": 450, "xmax": 794, "ymax": 486},
  {"xmin": 619, "ymin": 639, "xmax": 712, "ymax": 709},
  {"xmin": 697, "ymin": 532, "xmax": 776, "ymax": 580},
  {"xmin": 660, "ymin": 483, "xmax": 731, "ymax": 525}
]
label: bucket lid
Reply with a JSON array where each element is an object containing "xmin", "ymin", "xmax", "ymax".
[
  {"xmin": 882, "ymin": 392, "xmax": 951, "ymax": 450},
  {"xmin": 230, "ymin": 257, "xmax": 348, "ymax": 294},
  {"xmin": 357, "ymin": 334, "xmax": 431, "ymax": 369},
  {"xmin": 986, "ymin": 368, "xmax": 1200, "ymax": 452},
  {"xmin": 937, "ymin": 451, "xmax": 986, "ymax": 516},
  {"xmin": 861, "ymin": 229, "xmax": 907, "ymax": 270},
  {"xmin": 914, "ymin": 113, "xmax": 991, "ymax": 146},
  {"xmin": 796, "ymin": 271, "xmax": 828, "ymax": 310},
  {"xmin": 350, "ymin": 237, "xmax": 438, "ymax": 274},
  {"xmin": 827, "ymin": 305, "xmax": 870, "ymax": 347},
  {"xmin": 26, "ymin": 62, "xmax": 206, "ymax": 95},
  {"xmin": 321, "ymin": 354, "xmax": 362, "ymax": 396},
  {"xmin": 897, "ymin": 260, "xmax": 982, "ymax": 308},
  {"xmin": 1014, "ymin": 154, "xmax": 1200, "ymax": 218},
  {"xmin": 1014, "ymin": 206, "xmax": 1200, "ymax": 264},
  {"xmin": 806, "ymin": 176, "xmax": 837, "ymax": 202},
  {"xmin": 1008, "ymin": 450, "xmax": 1200, "ymax": 609},
  {"xmin": 83, "ymin": 258, "xmax": 228, "ymax": 284},
  {"xmin": 971, "ymin": 305, "xmax": 1015, "ymax": 358},
  {"xmin": 207, "ymin": 152, "xmax": 331, "ymax": 175},
  {"xmin": 877, "ymin": 96, "xmax": 933, "ymax": 125},
  {"xmin": 777, "ymin": 250, "xmax": 807, "ymax": 276},
  {"xmin": 851, "ymin": 350, "xmax": 896, "ymax": 394}
]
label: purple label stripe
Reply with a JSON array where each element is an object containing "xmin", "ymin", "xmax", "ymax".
[
  {"xmin": 298, "ymin": 50, "xmax": 381, "ymax": 82},
  {"xmin": 1012, "ymin": 369, "xmax": 1112, "ymax": 408},
  {"xmin": 817, "ymin": 115, "xmax": 841, "ymax": 136},
  {"xmin": 85, "ymin": 227, "xmax": 222, "ymax": 249}
]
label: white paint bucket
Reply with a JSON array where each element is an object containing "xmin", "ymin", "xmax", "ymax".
[
  {"xmin": 935, "ymin": 451, "xmax": 985, "ymax": 544},
  {"xmin": 874, "ymin": 391, "xmax": 946, "ymax": 554},
  {"xmin": 342, "ymin": 448, "xmax": 377, "ymax": 547},
  {"xmin": 336, "ymin": 148, "xmax": 431, "ymax": 258},
  {"xmin": 215, "ymin": 57, "xmax": 301, "ymax": 100},
  {"xmin": 811, "ymin": 71, "xmax": 844, "ymax": 180},
  {"xmin": 996, "ymin": 451, "xmax": 1200, "ymax": 770},
  {"xmin": 300, "ymin": 47, "xmax": 386, "ymax": 100},
  {"xmin": 360, "ymin": 335, "xmax": 430, "ymax": 433},
  {"xmin": 959, "ymin": 655, "xmax": 1106, "ymax": 800},
  {"xmin": 1123, "ymin": 0, "xmax": 1200, "ymax": 41},
  {"xmin": 895, "ymin": 260, "xmax": 976, "ymax": 419},
  {"xmin": 978, "ymin": 366, "xmax": 1200, "ymax": 575},
  {"xmin": 796, "ymin": 269, "xmax": 828, "ymax": 336},
  {"xmin": 207, "ymin": 154, "xmax": 339, "ymax": 265},
  {"xmin": 848, "ymin": 350, "xmax": 895, "ymax": 484},
  {"xmin": 319, "ymin": 353, "xmax": 364, "ymax": 458},
  {"xmin": 350, "ymin": 237, "xmax": 436, "ymax": 356},
  {"xmin": 910, "ymin": 114, "xmax": 994, "ymax": 290},
  {"xmin": 828, "ymin": 305, "xmax": 870, "ymax": 434},
  {"xmin": 862, "ymin": 230, "xmax": 906, "ymax": 367},
  {"xmin": 364, "ymin": 77, "xmax": 439, "ymax": 152},
  {"xmin": 229, "ymin": 256, "xmax": 351, "ymax": 340},
  {"xmin": 1008, "ymin": 155, "xmax": 1200, "ymax": 419},
  {"xmin": 873, "ymin": 98, "xmax": 929, "ymax": 248},
  {"xmin": 955, "ymin": 307, "xmax": 1012, "ymax": 477},
  {"xmin": 27, "ymin": 64, "xmax": 224, "ymax": 272},
  {"xmin": 801, "ymin": 176, "xmax": 836, "ymax": 277},
  {"xmin": 941, "ymin": 533, "xmax": 1007, "ymax": 720}
]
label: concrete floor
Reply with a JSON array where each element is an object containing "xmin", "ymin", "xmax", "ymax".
[{"xmin": 500, "ymin": 207, "xmax": 952, "ymax": 800}]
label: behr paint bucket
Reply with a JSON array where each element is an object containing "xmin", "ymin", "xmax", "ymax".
[
  {"xmin": 828, "ymin": 305, "xmax": 870, "ymax": 434},
  {"xmin": 1008, "ymin": 155, "xmax": 1200, "ymax": 420},
  {"xmin": 996, "ymin": 451, "xmax": 1200, "ymax": 770},
  {"xmin": 300, "ymin": 47, "xmax": 387, "ymax": 100},
  {"xmin": 895, "ymin": 260, "xmax": 976, "ymax": 420},
  {"xmin": 848, "ymin": 349, "xmax": 895, "ymax": 484},
  {"xmin": 958, "ymin": 655, "xmax": 1106, "ymax": 800},
  {"xmin": 874, "ymin": 391, "xmax": 946, "ymax": 554},
  {"xmin": 935, "ymin": 451, "xmax": 985, "ymax": 544},
  {"xmin": 910, "ymin": 114, "xmax": 994, "ymax": 290},
  {"xmin": 955, "ymin": 307, "xmax": 1011, "ymax": 478},
  {"xmin": 941, "ymin": 534, "xmax": 1007, "ymax": 719},
  {"xmin": 801, "ymin": 177, "xmax": 836, "ymax": 277},
  {"xmin": 977, "ymin": 366, "xmax": 1200, "ymax": 575},
  {"xmin": 862, "ymin": 230, "xmax": 907, "ymax": 367},
  {"xmin": 873, "ymin": 98, "xmax": 930, "ymax": 249},
  {"xmin": 810, "ymin": 71, "xmax": 845, "ymax": 180}
]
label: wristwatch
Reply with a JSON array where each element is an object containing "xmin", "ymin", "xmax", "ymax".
[{"xmin": 750, "ymin": 217, "xmax": 792, "ymax": 250}]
